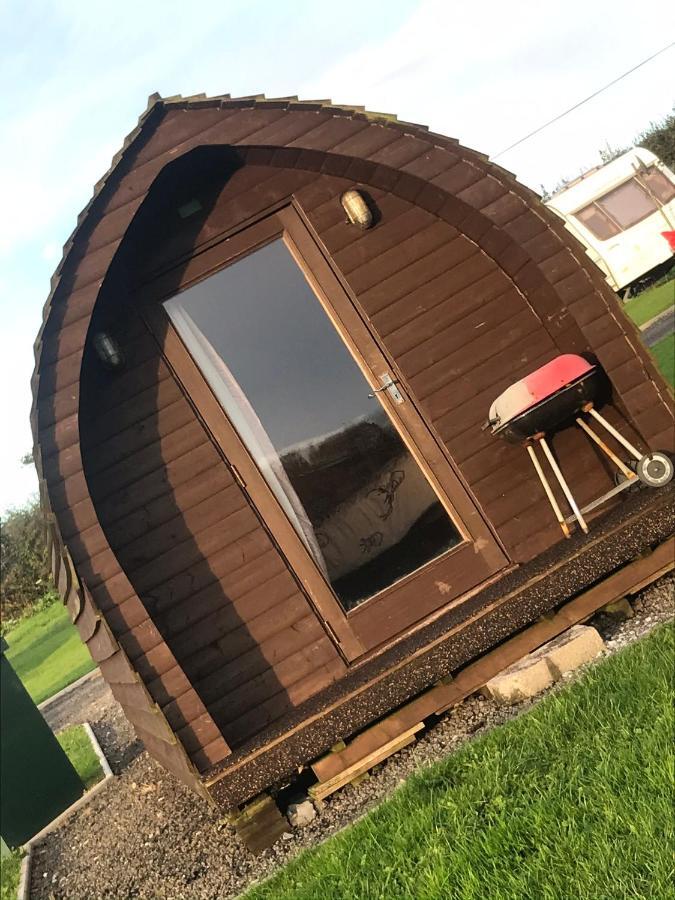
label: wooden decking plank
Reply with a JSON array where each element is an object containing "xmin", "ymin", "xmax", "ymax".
[
  {"xmin": 230, "ymin": 794, "xmax": 289, "ymax": 854},
  {"xmin": 309, "ymin": 726, "xmax": 423, "ymax": 800}
]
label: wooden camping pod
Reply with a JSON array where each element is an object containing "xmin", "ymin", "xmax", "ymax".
[{"xmin": 33, "ymin": 92, "xmax": 674, "ymax": 807}]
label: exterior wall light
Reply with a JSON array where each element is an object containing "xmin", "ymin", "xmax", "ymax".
[
  {"xmin": 93, "ymin": 331, "xmax": 125, "ymax": 370},
  {"xmin": 340, "ymin": 189, "xmax": 374, "ymax": 229}
]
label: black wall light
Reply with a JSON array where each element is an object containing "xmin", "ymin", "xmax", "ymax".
[{"xmin": 93, "ymin": 331, "xmax": 125, "ymax": 370}]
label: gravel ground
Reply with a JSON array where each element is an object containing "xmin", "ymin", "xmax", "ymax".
[
  {"xmin": 40, "ymin": 668, "xmax": 144, "ymax": 773},
  {"xmin": 42, "ymin": 672, "xmax": 109, "ymax": 734},
  {"xmin": 30, "ymin": 573, "xmax": 674, "ymax": 900}
]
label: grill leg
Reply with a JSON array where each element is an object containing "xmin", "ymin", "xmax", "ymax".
[
  {"xmin": 539, "ymin": 437, "xmax": 589, "ymax": 534},
  {"xmin": 526, "ymin": 444, "xmax": 570, "ymax": 538},
  {"xmin": 585, "ymin": 406, "xmax": 643, "ymax": 461},
  {"xmin": 575, "ymin": 417, "xmax": 638, "ymax": 481}
]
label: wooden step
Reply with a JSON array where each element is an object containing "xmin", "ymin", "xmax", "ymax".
[
  {"xmin": 229, "ymin": 793, "xmax": 289, "ymax": 853},
  {"xmin": 310, "ymin": 723, "xmax": 424, "ymax": 801}
]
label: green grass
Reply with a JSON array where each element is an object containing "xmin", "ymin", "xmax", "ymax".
[
  {"xmin": 624, "ymin": 277, "xmax": 674, "ymax": 326},
  {"xmin": 650, "ymin": 332, "xmax": 675, "ymax": 387},
  {"xmin": 4, "ymin": 602, "xmax": 95, "ymax": 704},
  {"xmin": 246, "ymin": 623, "xmax": 675, "ymax": 900},
  {"xmin": 0, "ymin": 850, "xmax": 23, "ymax": 900},
  {"xmin": 56, "ymin": 724, "xmax": 104, "ymax": 790}
]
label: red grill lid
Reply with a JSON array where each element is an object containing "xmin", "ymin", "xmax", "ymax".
[{"xmin": 489, "ymin": 354, "xmax": 595, "ymax": 426}]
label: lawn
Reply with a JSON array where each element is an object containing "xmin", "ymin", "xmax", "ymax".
[
  {"xmin": 623, "ymin": 276, "xmax": 674, "ymax": 326},
  {"xmin": 0, "ymin": 850, "xmax": 22, "ymax": 900},
  {"xmin": 57, "ymin": 724, "xmax": 104, "ymax": 790},
  {"xmin": 650, "ymin": 332, "xmax": 675, "ymax": 387},
  {"xmin": 246, "ymin": 623, "xmax": 674, "ymax": 900},
  {"xmin": 4, "ymin": 602, "xmax": 95, "ymax": 704}
]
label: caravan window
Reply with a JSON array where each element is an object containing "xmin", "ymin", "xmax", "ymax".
[
  {"xmin": 575, "ymin": 169, "xmax": 673, "ymax": 240},
  {"xmin": 596, "ymin": 179, "xmax": 656, "ymax": 230},
  {"xmin": 640, "ymin": 167, "xmax": 675, "ymax": 204},
  {"xmin": 576, "ymin": 204, "xmax": 619, "ymax": 240}
]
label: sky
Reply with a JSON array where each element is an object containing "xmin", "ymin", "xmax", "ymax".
[{"xmin": 0, "ymin": 0, "xmax": 673, "ymax": 515}]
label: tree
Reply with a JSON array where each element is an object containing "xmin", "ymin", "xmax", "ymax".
[
  {"xmin": 0, "ymin": 500, "xmax": 55, "ymax": 623},
  {"xmin": 637, "ymin": 111, "xmax": 675, "ymax": 170},
  {"xmin": 598, "ymin": 141, "xmax": 628, "ymax": 164}
]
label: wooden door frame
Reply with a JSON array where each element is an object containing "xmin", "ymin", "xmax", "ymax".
[{"xmin": 136, "ymin": 201, "xmax": 507, "ymax": 662}]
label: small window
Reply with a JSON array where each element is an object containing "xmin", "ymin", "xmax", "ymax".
[
  {"xmin": 639, "ymin": 166, "xmax": 675, "ymax": 204},
  {"xmin": 575, "ymin": 203, "xmax": 620, "ymax": 240}
]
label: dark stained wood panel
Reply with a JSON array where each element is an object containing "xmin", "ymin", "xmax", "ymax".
[
  {"xmin": 368, "ymin": 241, "xmax": 480, "ymax": 332},
  {"xmin": 82, "ymin": 375, "xmax": 182, "ymax": 447},
  {"xmin": 172, "ymin": 584, "xmax": 305, "ymax": 665},
  {"xmin": 194, "ymin": 614, "xmax": 328, "ymax": 702},
  {"xmin": 130, "ymin": 506, "xmax": 258, "ymax": 596},
  {"xmin": 385, "ymin": 268, "xmax": 508, "ymax": 358},
  {"xmin": 84, "ymin": 398, "xmax": 194, "ymax": 476},
  {"xmin": 401, "ymin": 288, "xmax": 529, "ymax": 379},
  {"xmin": 224, "ymin": 657, "xmax": 346, "ymax": 748},
  {"xmin": 160, "ymin": 552, "xmax": 286, "ymax": 633},
  {"xmin": 131, "ymin": 108, "xmax": 230, "ymax": 167},
  {"xmin": 91, "ymin": 421, "xmax": 208, "ymax": 502},
  {"xmin": 139, "ymin": 528, "xmax": 273, "ymax": 614},
  {"xmin": 330, "ymin": 204, "xmax": 428, "ymax": 264}
]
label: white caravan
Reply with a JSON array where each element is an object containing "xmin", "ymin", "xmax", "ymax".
[{"xmin": 545, "ymin": 148, "xmax": 675, "ymax": 292}]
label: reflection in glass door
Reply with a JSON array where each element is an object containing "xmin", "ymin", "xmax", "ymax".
[{"xmin": 164, "ymin": 238, "xmax": 461, "ymax": 611}]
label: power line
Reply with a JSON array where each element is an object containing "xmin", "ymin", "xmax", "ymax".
[{"xmin": 493, "ymin": 41, "xmax": 675, "ymax": 159}]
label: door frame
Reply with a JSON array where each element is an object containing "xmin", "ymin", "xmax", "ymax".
[{"xmin": 137, "ymin": 201, "xmax": 507, "ymax": 661}]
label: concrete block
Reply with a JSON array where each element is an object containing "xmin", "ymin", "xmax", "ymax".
[
  {"xmin": 483, "ymin": 624, "xmax": 605, "ymax": 706},
  {"xmin": 287, "ymin": 800, "xmax": 316, "ymax": 828},
  {"xmin": 543, "ymin": 624, "xmax": 604, "ymax": 678},
  {"xmin": 482, "ymin": 656, "xmax": 555, "ymax": 705}
]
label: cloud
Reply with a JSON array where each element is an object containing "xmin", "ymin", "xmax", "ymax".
[
  {"xmin": 300, "ymin": 0, "xmax": 675, "ymax": 190},
  {"xmin": 41, "ymin": 241, "xmax": 61, "ymax": 262},
  {"xmin": 0, "ymin": 0, "xmax": 254, "ymax": 259}
]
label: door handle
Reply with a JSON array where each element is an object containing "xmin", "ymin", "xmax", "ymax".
[{"xmin": 368, "ymin": 374, "xmax": 404, "ymax": 404}]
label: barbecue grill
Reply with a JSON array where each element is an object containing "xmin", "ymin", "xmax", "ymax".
[{"xmin": 486, "ymin": 354, "xmax": 673, "ymax": 537}]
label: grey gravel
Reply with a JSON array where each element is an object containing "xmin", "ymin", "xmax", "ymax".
[
  {"xmin": 41, "ymin": 671, "xmax": 109, "ymax": 735},
  {"xmin": 30, "ymin": 573, "xmax": 674, "ymax": 900}
]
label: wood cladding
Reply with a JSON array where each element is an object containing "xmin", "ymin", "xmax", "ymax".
[
  {"xmin": 34, "ymin": 96, "xmax": 674, "ymax": 789},
  {"xmin": 80, "ymin": 307, "xmax": 346, "ymax": 751}
]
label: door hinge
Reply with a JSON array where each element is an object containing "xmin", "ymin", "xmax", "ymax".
[
  {"xmin": 230, "ymin": 463, "xmax": 247, "ymax": 489},
  {"xmin": 322, "ymin": 616, "xmax": 342, "ymax": 646}
]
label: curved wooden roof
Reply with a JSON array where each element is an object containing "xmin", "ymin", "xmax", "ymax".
[{"xmin": 31, "ymin": 92, "xmax": 674, "ymax": 785}]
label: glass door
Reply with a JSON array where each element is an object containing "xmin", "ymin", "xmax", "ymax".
[
  {"xmin": 154, "ymin": 205, "xmax": 506, "ymax": 657},
  {"xmin": 165, "ymin": 236, "xmax": 464, "ymax": 612}
]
